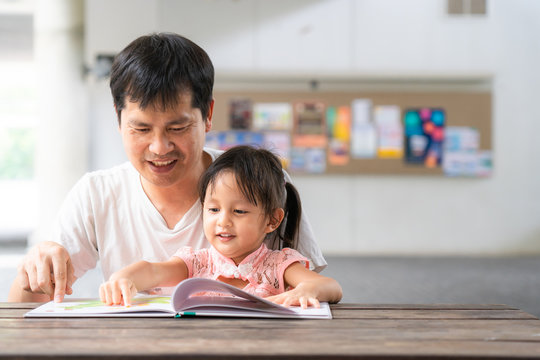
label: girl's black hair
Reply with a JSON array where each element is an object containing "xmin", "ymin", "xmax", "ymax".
[
  {"xmin": 110, "ymin": 32, "xmax": 214, "ymax": 124},
  {"xmin": 199, "ymin": 146, "xmax": 302, "ymax": 250}
]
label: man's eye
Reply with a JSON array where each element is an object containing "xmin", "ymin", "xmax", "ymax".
[
  {"xmin": 134, "ymin": 128, "xmax": 150, "ymax": 133},
  {"xmin": 170, "ymin": 127, "xmax": 186, "ymax": 132}
]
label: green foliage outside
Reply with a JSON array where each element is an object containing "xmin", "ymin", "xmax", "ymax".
[{"xmin": 0, "ymin": 127, "xmax": 35, "ymax": 180}]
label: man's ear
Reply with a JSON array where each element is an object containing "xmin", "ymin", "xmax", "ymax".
[
  {"xmin": 265, "ymin": 208, "xmax": 285, "ymax": 234},
  {"xmin": 205, "ymin": 99, "xmax": 214, "ymax": 133}
]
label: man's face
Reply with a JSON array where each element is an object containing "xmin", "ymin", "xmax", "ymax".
[{"xmin": 119, "ymin": 92, "xmax": 213, "ymax": 190}]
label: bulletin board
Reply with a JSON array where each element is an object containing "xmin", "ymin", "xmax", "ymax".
[{"xmin": 211, "ymin": 89, "xmax": 492, "ymax": 175}]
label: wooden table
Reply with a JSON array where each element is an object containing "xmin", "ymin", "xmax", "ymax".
[{"xmin": 2, "ymin": 302, "xmax": 540, "ymax": 359}]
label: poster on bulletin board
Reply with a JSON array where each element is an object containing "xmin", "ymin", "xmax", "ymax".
[
  {"xmin": 404, "ymin": 108, "xmax": 445, "ymax": 168},
  {"xmin": 211, "ymin": 87, "xmax": 492, "ymax": 176},
  {"xmin": 292, "ymin": 101, "xmax": 327, "ymax": 148}
]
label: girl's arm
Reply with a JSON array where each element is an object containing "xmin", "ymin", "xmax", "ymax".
[
  {"xmin": 99, "ymin": 257, "xmax": 188, "ymax": 306},
  {"xmin": 266, "ymin": 262, "xmax": 343, "ymax": 308}
]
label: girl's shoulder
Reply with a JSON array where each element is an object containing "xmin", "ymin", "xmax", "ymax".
[{"xmin": 263, "ymin": 247, "xmax": 309, "ymax": 269}]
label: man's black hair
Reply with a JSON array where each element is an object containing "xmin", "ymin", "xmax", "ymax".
[{"xmin": 110, "ymin": 32, "xmax": 214, "ymax": 123}]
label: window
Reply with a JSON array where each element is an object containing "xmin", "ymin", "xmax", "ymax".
[{"xmin": 0, "ymin": 3, "xmax": 37, "ymax": 245}]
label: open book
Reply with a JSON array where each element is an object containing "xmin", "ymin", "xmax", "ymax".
[{"xmin": 24, "ymin": 277, "xmax": 332, "ymax": 319}]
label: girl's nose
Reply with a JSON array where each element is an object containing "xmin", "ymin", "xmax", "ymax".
[
  {"xmin": 217, "ymin": 211, "xmax": 232, "ymax": 227},
  {"xmin": 148, "ymin": 132, "xmax": 173, "ymax": 155}
]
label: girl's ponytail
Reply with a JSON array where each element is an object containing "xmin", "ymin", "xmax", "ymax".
[{"xmin": 281, "ymin": 182, "xmax": 302, "ymax": 250}]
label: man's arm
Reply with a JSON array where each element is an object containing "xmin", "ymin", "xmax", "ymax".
[{"xmin": 7, "ymin": 241, "xmax": 76, "ymax": 303}]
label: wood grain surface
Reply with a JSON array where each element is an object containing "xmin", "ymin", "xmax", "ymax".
[{"xmin": 1, "ymin": 303, "xmax": 540, "ymax": 359}]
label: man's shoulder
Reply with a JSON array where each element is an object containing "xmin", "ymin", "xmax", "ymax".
[
  {"xmin": 204, "ymin": 147, "xmax": 224, "ymax": 162},
  {"xmin": 78, "ymin": 162, "xmax": 137, "ymax": 192}
]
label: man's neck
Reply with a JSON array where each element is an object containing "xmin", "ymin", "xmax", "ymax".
[{"xmin": 141, "ymin": 152, "xmax": 211, "ymax": 229}]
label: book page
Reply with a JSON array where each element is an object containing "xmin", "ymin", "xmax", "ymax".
[
  {"xmin": 171, "ymin": 278, "xmax": 332, "ymax": 319},
  {"xmin": 172, "ymin": 278, "xmax": 295, "ymax": 315},
  {"xmin": 24, "ymin": 296, "xmax": 174, "ymax": 317}
]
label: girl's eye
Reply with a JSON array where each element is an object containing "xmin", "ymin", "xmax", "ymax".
[
  {"xmin": 234, "ymin": 209, "xmax": 248, "ymax": 215},
  {"xmin": 207, "ymin": 208, "xmax": 219, "ymax": 213}
]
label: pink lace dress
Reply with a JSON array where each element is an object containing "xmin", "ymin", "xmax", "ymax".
[{"xmin": 172, "ymin": 243, "xmax": 309, "ymax": 298}]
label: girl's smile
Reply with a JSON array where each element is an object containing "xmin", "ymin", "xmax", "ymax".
[{"xmin": 216, "ymin": 232, "xmax": 235, "ymax": 242}]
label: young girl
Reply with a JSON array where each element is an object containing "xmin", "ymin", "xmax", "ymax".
[{"xmin": 100, "ymin": 146, "xmax": 342, "ymax": 308}]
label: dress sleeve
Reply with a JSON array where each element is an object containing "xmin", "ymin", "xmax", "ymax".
[
  {"xmin": 275, "ymin": 248, "xmax": 310, "ymax": 291},
  {"xmin": 172, "ymin": 247, "xmax": 196, "ymax": 278}
]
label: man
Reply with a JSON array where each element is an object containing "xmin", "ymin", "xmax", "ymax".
[{"xmin": 9, "ymin": 33, "xmax": 326, "ymax": 302}]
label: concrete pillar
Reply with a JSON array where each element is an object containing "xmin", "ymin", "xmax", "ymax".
[{"xmin": 30, "ymin": 0, "xmax": 87, "ymax": 246}]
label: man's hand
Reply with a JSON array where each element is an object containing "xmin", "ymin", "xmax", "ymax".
[{"xmin": 13, "ymin": 241, "xmax": 75, "ymax": 302}]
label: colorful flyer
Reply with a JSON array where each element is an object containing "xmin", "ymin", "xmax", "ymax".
[
  {"xmin": 442, "ymin": 126, "xmax": 491, "ymax": 177},
  {"xmin": 403, "ymin": 107, "xmax": 445, "ymax": 167},
  {"xmin": 374, "ymin": 105, "xmax": 403, "ymax": 159},
  {"xmin": 229, "ymin": 98, "xmax": 252, "ymax": 130},
  {"xmin": 350, "ymin": 99, "xmax": 376, "ymax": 159},
  {"xmin": 292, "ymin": 101, "xmax": 327, "ymax": 148},
  {"xmin": 253, "ymin": 103, "xmax": 292, "ymax": 131},
  {"xmin": 205, "ymin": 130, "xmax": 264, "ymax": 151},
  {"xmin": 263, "ymin": 131, "xmax": 291, "ymax": 169},
  {"xmin": 327, "ymin": 106, "xmax": 351, "ymax": 166},
  {"xmin": 290, "ymin": 147, "xmax": 326, "ymax": 174}
]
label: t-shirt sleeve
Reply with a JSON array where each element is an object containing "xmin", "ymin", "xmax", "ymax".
[
  {"xmin": 282, "ymin": 169, "xmax": 327, "ymax": 273},
  {"xmin": 51, "ymin": 173, "xmax": 99, "ymax": 279}
]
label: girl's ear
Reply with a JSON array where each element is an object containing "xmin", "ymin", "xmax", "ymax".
[{"xmin": 265, "ymin": 208, "xmax": 285, "ymax": 234}]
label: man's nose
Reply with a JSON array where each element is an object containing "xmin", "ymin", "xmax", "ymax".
[{"xmin": 148, "ymin": 132, "xmax": 173, "ymax": 155}]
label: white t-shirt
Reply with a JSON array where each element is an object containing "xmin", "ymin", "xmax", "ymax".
[{"xmin": 52, "ymin": 148, "xmax": 326, "ymax": 282}]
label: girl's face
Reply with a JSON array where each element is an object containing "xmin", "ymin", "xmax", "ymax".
[{"xmin": 203, "ymin": 172, "xmax": 283, "ymax": 265}]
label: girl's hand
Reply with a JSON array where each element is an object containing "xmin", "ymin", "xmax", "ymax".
[
  {"xmin": 99, "ymin": 278, "xmax": 137, "ymax": 307},
  {"xmin": 265, "ymin": 281, "xmax": 321, "ymax": 309},
  {"xmin": 266, "ymin": 261, "xmax": 343, "ymax": 308}
]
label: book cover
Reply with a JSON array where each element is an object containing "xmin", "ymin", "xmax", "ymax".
[{"xmin": 24, "ymin": 278, "xmax": 332, "ymax": 319}]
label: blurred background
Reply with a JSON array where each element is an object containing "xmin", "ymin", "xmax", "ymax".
[{"xmin": 1, "ymin": 0, "xmax": 539, "ymax": 315}]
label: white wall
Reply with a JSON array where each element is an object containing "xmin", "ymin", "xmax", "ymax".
[{"xmin": 84, "ymin": 0, "xmax": 540, "ymax": 255}]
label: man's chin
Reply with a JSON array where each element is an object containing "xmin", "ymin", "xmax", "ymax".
[{"xmin": 140, "ymin": 170, "xmax": 180, "ymax": 189}]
